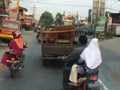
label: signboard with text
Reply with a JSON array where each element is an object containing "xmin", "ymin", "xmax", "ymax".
[{"xmin": 96, "ymin": 17, "xmax": 106, "ymax": 31}]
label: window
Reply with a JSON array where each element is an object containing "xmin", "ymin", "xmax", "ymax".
[{"xmin": 2, "ymin": 21, "xmax": 19, "ymax": 30}]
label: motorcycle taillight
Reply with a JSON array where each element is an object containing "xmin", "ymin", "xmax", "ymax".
[
  {"xmin": 11, "ymin": 58, "xmax": 15, "ymax": 60},
  {"xmin": 90, "ymin": 75, "xmax": 98, "ymax": 81}
]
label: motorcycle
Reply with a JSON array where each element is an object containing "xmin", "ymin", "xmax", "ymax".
[
  {"xmin": 36, "ymin": 27, "xmax": 41, "ymax": 43},
  {"xmin": 63, "ymin": 65, "xmax": 100, "ymax": 90},
  {"xmin": 6, "ymin": 54, "xmax": 24, "ymax": 78},
  {"xmin": 6, "ymin": 43, "xmax": 27, "ymax": 78}
]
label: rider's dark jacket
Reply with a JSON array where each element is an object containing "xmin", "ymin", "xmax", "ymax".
[{"xmin": 64, "ymin": 44, "xmax": 87, "ymax": 66}]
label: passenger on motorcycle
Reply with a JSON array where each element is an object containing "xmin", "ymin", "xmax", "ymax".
[
  {"xmin": 69, "ymin": 38, "xmax": 102, "ymax": 86},
  {"xmin": 0, "ymin": 31, "xmax": 24, "ymax": 71}
]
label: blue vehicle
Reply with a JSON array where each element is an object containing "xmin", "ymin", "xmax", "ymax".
[{"xmin": 84, "ymin": 25, "xmax": 94, "ymax": 36}]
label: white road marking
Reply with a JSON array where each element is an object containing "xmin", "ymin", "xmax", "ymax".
[{"xmin": 98, "ymin": 79, "xmax": 109, "ymax": 90}]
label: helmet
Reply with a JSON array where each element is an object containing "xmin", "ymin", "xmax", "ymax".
[{"xmin": 12, "ymin": 31, "xmax": 21, "ymax": 38}]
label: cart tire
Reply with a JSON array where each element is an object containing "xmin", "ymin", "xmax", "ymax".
[
  {"xmin": 38, "ymin": 40, "xmax": 41, "ymax": 43},
  {"xmin": 43, "ymin": 59, "xmax": 47, "ymax": 66}
]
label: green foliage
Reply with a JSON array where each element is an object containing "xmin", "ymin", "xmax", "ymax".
[
  {"xmin": 38, "ymin": 11, "xmax": 54, "ymax": 26},
  {"xmin": 55, "ymin": 12, "xmax": 63, "ymax": 25}
]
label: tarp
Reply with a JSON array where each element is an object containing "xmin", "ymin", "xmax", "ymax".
[
  {"xmin": 0, "ymin": 0, "xmax": 4, "ymax": 7},
  {"xmin": 8, "ymin": 0, "xmax": 20, "ymax": 18},
  {"xmin": 8, "ymin": 0, "xmax": 19, "ymax": 13}
]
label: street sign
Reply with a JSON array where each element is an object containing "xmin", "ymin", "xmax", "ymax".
[{"xmin": 96, "ymin": 17, "xmax": 106, "ymax": 31}]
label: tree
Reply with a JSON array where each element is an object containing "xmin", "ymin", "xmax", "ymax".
[
  {"xmin": 55, "ymin": 12, "xmax": 63, "ymax": 26},
  {"xmin": 38, "ymin": 11, "xmax": 54, "ymax": 26}
]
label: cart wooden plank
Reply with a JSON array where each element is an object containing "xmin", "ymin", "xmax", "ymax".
[
  {"xmin": 42, "ymin": 44, "xmax": 78, "ymax": 57},
  {"xmin": 42, "ymin": 30, "xmax": 75, "ymax": 34}
]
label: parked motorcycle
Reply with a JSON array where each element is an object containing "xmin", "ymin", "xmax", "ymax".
[{"xmin": 63, "ymin": 65, "xmax": 100, "ymax": 90}]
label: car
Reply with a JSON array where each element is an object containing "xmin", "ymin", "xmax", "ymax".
[{"xmin": 0, "ymin": 18, "xmax": 21, "ymax": 40}]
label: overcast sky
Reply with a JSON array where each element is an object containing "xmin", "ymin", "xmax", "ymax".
[{"xmin": 19, "ymin": 0, "xmax": 120, "ymax": 19}]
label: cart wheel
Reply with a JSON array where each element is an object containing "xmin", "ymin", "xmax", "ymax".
[
  {"xmin": 0, "ymin": 38, "xmax": 2, "ymax": 43},
  {"xmin": 38, "ymin": 40, "xmax": 41, "ymax": 43},
  {"xmin": 43, "ymin": 59, "xmax": 48, "ymax": 66}
]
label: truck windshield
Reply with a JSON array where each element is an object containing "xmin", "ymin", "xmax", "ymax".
[{"xmin": 2, "ymin": 21, "xmax": 19, "ymax": 30}]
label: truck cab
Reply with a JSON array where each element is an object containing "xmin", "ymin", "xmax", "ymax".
[
  {"xmin": 22, "ymin": 18, "xmax": 33, "ymax": 31},
  {"xmin": 0, "ymin": 17, "xmax": 21, "ymax": 40}
]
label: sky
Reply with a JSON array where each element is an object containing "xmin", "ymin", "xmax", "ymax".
[{"xmin": 19, "ymin": 0, "xmax": 120, "ymax": 20}]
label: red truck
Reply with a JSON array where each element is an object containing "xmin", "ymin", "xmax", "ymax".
[{"xmin": 22, "ymin": 18, "xmax": 33, "ymax": 31}]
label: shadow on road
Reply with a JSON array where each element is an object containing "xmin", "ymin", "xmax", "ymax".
[{"xmin": 43, "ymin": 59, "xmax": 64, "ymax": 69}]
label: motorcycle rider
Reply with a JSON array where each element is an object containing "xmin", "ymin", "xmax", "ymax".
[
  {"xmin": 68, "ymin": 38, "xmax": 102, "ymax": 86},
  {"xmin": 63, "ymin": 35, "xmax": 88, "ymax": 88},
  {"xmin": 0, "ymin": 30, "xmax": 25, "ymax": 71},
  {"xmin": 36, "ymin": 26, "xmax": 41, "ymax": 39}
]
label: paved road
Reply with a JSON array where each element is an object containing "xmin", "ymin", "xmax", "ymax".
[
  {"xmin": 0, "ymin": 31, "xmax": 63, "ymax": 90},
  {"xmin": 0, "ymin": 31, "xmax": 120, "ymax": 90},
  {"xmin": 99, "ymin": 37, "xmax": 120, "ymax": 90}
]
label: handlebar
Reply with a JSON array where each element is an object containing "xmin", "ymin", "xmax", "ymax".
[{"xmin": 23, "ymin": 42, "xmax": 28, "ymax": 48}]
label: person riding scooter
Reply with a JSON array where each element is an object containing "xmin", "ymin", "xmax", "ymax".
[
  {"xmin": 63, "ymin": 35, "xmax": 88, "ymax": 89},
  {"xmin": 68, "ymin": 38, "xmax": 102, "ymax": 86},
  {"xmin": 0, "ymin": 31, "xmax": 25, "ymax": 71}
]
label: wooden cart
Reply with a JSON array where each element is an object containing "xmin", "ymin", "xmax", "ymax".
[{"xmin": 41, "ymin": 25, "xmax": 78, "ymax": 66}]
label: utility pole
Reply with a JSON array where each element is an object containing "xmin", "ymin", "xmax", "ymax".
[
  {"xmin": 92, "ymin": 0, "xmax": 105, "ymax": 38},
  {"xmin": 32, "ymin": 4, "xmax": 37, "ymax": 30},
  {"xmin": 92, "ymin": 0, "xmax": 100, "ymax": 37},
  {"xmin": 97, "ymin": 0, "xmax": 100, "ymax": 18},
  {"xmin": 32, "ymin": 4, "xmax": 37, "ymax": 19}
]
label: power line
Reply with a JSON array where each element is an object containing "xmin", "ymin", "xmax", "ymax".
[
  {"xmin": 20, "ymin": 0, "xmax": 120, "ymax": 13},
  {"xmin": 36, "ymin": 2, "xmax": 91, "ymax": 7},
  {"xmin": 20, "ymin": 1, "xmax": 91, "ymax": 8},
  {"xmin": 32, "ymin": 4, "xmax": 37, "ymax": 18}
]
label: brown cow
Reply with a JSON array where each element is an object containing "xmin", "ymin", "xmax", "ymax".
[{"xmin": 43, "ymin": 25, "xmax": 75, "ymax": 44}]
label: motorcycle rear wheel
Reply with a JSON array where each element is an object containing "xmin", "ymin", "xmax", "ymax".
[
  {"xmin": 10, "ymin": 69, "xmax": 14, "ymax": 78},
  {"xmin": 10, "ymin": 63, "xmax": 16, "ymax": 78}
]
